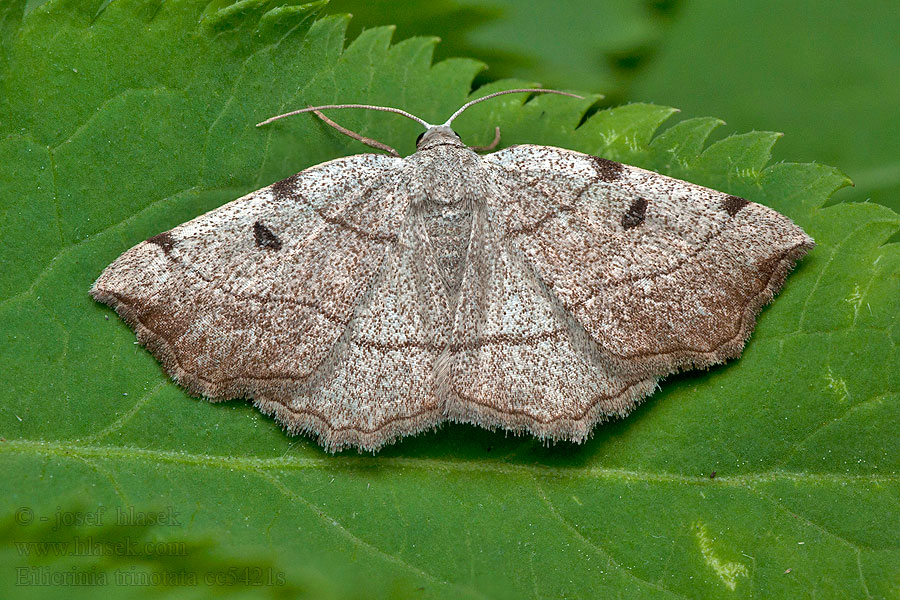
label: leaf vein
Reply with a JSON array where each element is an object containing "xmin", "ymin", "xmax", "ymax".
[
  {"xmin": 255, "ymin": 469, "xmax": 489, "ymax": 599},
  {"xmin": 532, "ymin": 474, "xmax": 689, "ymax": 599},
  {"xmin": 3, "ymin": 439, "xmax": 900, "ymax": 486}
]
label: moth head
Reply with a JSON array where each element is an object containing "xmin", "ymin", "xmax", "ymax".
[{"xmin": 415, "ymin": 126, "xmax": 463, "ymax": 150}]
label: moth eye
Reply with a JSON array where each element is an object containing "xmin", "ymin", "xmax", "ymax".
[{"xmin": 415, "ymin": 131, "xmax": 425, "ymax": 144}]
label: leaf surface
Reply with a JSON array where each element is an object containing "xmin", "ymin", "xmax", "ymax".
[
  {"xmin": 1, "ymin": 1, "xmax": 898, "ymax": 599},
  {"xmin": 629, "ymin": 0, "xmax": 900, "ymax": 214},
  {"xmin": 325, "ymin": 0, "xmax": 667, "ymax": 94}
]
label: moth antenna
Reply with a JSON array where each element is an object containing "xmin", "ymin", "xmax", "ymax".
[
  {"xmin": 256, "ymin": 104, "xmax": 433, "ymax": 129},
  {"xmin": 442, "ymin": 88, "xmax": 584, "ymax": 126}
]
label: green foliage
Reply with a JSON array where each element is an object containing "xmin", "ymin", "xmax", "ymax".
[
  {"xmin": 325, "ymin": 0, "xmax": 670, "ymax": 94},
  {"xmin": 627, "ymin": 0, "xmax": 900, "ymax": 214},
  {"xmin": 332, "ymin": 0, "xmax": 900, "ymax": 215},
  {"xmin": 1, "ymin": 1, "xmax": 898, "ymax": 599}
]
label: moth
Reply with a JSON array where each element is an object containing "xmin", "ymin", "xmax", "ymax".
[{"xmin": 91, "ymin": 89, "xmax": 813, "ymax": 452}]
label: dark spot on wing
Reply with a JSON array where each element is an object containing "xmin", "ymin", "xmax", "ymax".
[
  {"xmin": 253, "ymin": 221, "xmax": 282, "ymax": 250},
  {"xmin": 723, "ymin": 195, "xmax": 749, "ymax": 216},
  {"xmin": 592, "ymin": 156, "xmax": 624, "ymax": 182},
  {"xmin": 146, "ymin": 231, "xmax": 175, "ymax": 255},
  {"xmin": 621, "ymin": 197, "xmax": 648, "ymax": 230},
  {"xmin": 271, "ymin": 173, "xmax": 300, "ymax": 201}
]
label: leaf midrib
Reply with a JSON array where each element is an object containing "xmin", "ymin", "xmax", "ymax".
[{"xmin": 2, "ymin": 439, "xmax": 894, "ymax": 485}]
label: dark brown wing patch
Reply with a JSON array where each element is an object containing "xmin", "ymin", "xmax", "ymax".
[
  {"xmin": 253, "ymin": 221, "xmax": 282, "ymax": 251},
  {"xmin": 592, "ymin": 156, "xmax": 624, "ymax": 182},
  {"xmin": 621, "ymin": 198, "xmax": 649, "ymax": 230},
  {"xmin": 146, "ymin": 232, "xmax": 175, "ymax": 255},
  {"xmin": 723, "ymin": 195, "xmax": 749, "ymax": 217}
]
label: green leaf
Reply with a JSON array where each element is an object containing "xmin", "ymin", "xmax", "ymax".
[
  {"xmin": 323, "ymin": 0, "xmax": 669, "ymax": 95},
  {"xmin": 1, "ymin": 2, "xmax": 898, "ymax": 599},
  {"xmin": 628, "ymin": 0, "xmax": 900, "ymax": 214}
]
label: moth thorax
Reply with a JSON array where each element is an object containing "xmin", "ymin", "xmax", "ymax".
[{"xmin": 415, "ymin": 146, "xmax": 481, "ymax": 206}]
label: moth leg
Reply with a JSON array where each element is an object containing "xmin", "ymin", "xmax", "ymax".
[
  {"xmin": 470, "ymin": 126, "xmax": 501, "ymax": 152},
  {"xmin": 310, "ymin": 109, "xmax": 400, "ymax": 157}
]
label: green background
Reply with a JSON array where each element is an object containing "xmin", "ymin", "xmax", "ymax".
[
  {"xmin": 1, "ymin": 1, "xmax": 898, "ymax": 599},
  {"xmin": 326, "ymin": 0, "xmax": 900, "ymax": 215}
]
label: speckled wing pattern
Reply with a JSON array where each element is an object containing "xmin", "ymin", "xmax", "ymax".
[
  {"xmin": 92, "ymin": 141, "xmax": 812, "ymax": 452},
  {"xmin": 90, "ymin": 153, "xmax": 438, "ymax": 450},
  {"xmin": 437, "ymin": 200, "xmax": 659, "ymax": 442},
  {"xmin": 433, "ymin": 144, "xmax": 812, "ymax": 443},
  {"xmin": 480, "ymin": 144, "xmax": 813, "ymax": 380}
]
